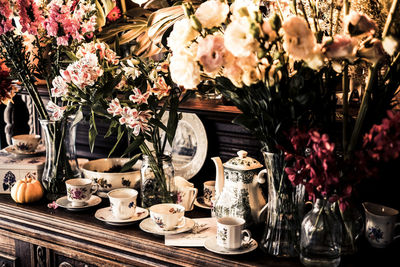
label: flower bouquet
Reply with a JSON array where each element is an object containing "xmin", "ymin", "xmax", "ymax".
[
  {"xmin": 0, "ymin": 0, "xmax": 98, "ymax": 198},
  {"xmin": 162, "ymin": 0, "xmax": 400, "ymax": 257}
]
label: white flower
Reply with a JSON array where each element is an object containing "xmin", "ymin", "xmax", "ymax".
[
  {"xmin": 224, "ymin": 17, "xmax": 259, "ymax": 58},
  {"xmin": 51, "ymin": 76, "xmax": 69, "ymax": 98},
  {"xmin": 195, "ymin": 0, "xmax": 229, "ymax": 29},
  {"xmin": 223, "ymin": 53, "xmax": 244, "ymax": 87},
  {"xmin": 382, "ymin": 36, "xmax": 399, "ymax": 56},
  {"xmin": 230, "ymin": 0, "xmax": 259, "ymax": 20},
  {"xmin": 170, "ymin": 48, "xmax": 201, "ymax": 89},
  {"xmin": 46, "ymin": 101, "xmax": 66, "ymax": 121},
  {"xmin": 122, "ymin": 60, "xmax": 141, "ymax": 80},
  {"xmin": 305, "ymin": 45, "xmax": 325, "ymax": 71},
  {"xmin": 167, "ymin": 18, "xmax": 199, "ymax": 53},
  {"xmin": 129, "ymin": 88, "xmax": 150, "ymax": 105},
  {"xmin": 282, "ymin": 16, "xmax": 316, "ymax": 61},
  {"xmin": 197, "ymin": 35, "xmax": 227, "ymax": 74},
  {"xmin": 107, "ymin": 98, "xmax": 122, "ymax": 116}
]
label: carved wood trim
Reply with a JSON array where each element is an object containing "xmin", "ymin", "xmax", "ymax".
[
  {"xmin": 4, "ymin": 102, "xmax": 14, "ymax": 146},
  {"xmin": 0, "ymin": 199, "xmax": 257, "ymax": 267}
]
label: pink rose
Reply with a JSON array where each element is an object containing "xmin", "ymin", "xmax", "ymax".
[
  {"xmin": 323, "ymin": 35, "xmax": 357, "ymax": 60},
  {"xmin": 344, "ymin": 11, "xmax": 377, "ymax": 37},
  {"xmin": 197, "ymin": 35, "xmax": 227, "ymax": 73}
]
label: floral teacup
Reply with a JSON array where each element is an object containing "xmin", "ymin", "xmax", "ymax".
[
  {"xmin": 149, "ymin": 203, "xmax": 185, "ymax": 231},
  {"xmin": 11, "ymin": 134, "xmax": 41, "ymax": 152},
  {"xmin": 108, "ymin": 188, "xmax": 138, "ymax": 220},
  {"xmin": 66, "ymin": 178, "xmax": 98, "ymax": 207}
]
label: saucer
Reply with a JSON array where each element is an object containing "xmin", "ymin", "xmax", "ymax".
[
  {"xmin": 56, "ymin": 195, "xmax": 102, "ymax": 211},
  {"xmin": 95, "ymin": 206, "xmax": 149, "ymax": 226},
  {"xmin": 139, "ymin": 217, "xmax": 195, "ymax": 236},
  {"xmin": 204, "ymin": 237, "xmax": 258, "ymax": 255},
  {"xmin": 5, "ymin": 144, "xmax": 45, "ymax": 157},
  {"xmin": 194, "ymin": 197, "xmax": 212, "ymax": 210}
]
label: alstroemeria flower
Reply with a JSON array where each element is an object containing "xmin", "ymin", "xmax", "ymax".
[
  {"xmin": 129, "ymin": 88, "xmax": 150, "ymax": 105},
  {"xmin": 107, "ymin": 98, "xmax": 122, "ymax": 116},
  {"xmin": 51, "ymin": 76, "xmax": 69, "ymax": 98},
  {"xmin": 151, "ymin": 77, "xmax": 171, "ymax": 100},
  {"xmin": 46, "ymin": 101, "xmax": 66, "ymax": 121}
]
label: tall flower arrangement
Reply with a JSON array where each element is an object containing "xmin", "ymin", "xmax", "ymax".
[
  {"xmin": 164, "ymin": 0, "xmax": 400, "ymax": 257},
  {"xmin": 0, "ymin": 0, "xmax": 98, "ymax": 196}
]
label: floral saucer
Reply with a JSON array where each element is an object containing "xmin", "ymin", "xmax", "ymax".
[
  {"xmin": 139, "ymin": 217, "xmax": 195, "ymax": 236},
  {"xmin": 194, "ymin": 197, "xmax": 212, "ymax": 210},
  {"xmin": 204, "ymin": 237, "xmax": 258, "ymax": 255},
  {"xmin": 95, "ymin": 207, "xmax": 149, "ymax": 226},
  {"xmin": 56, "ymin": 195, "xmax": 102, "ymax": 211},
  {"xmin": 4, "ymin": 144, "xmax": 45, "ymax": 157}
]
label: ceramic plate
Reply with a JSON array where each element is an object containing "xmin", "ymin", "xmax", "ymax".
[
  {"xmin": 56, "ymin": 195, "xmax": 102, "ymax": 211},
  {"xmin": 4, "ymin": 144, "xmax": 45, "ymax": 157},
  {"xmin": 139, "ymin": 217, "xmax": 195, "ymax": 236},
  {"xmin": 204, "ymin": 237, "xmax": 258, "ymax": 255},
  {"xmin": 146, "ymin": 112, "xmax": 207, "ymax": 180},
  {"xmin": 194, "ymin": 197, "xmax": 212, "ymax": 210},
  {"xmin": 95, "ymin": 206, "xmax": 149, "ymax": 226}
]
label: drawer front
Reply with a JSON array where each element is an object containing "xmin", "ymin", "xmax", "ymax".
[
  {"xmin": 0, "ymin": 253, "xmax": 17, "ymax": 267},
  {"xmin": 53, "ymin": 253, "xmax": 96, "ymax": 267}
]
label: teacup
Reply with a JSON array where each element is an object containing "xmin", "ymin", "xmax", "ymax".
[
  {"xmin": 66, "ymin": 178, "xmax": 98, "ymax": 207},
  {"xmin": 203, "ymin": 180, "xmax": 215, "ymax": 206},
  {"xmin": 12, "ymin": 134, "xmax": 41, "ymax": 152},
  {"xmin": 108, "ymin": 188, "xmax": 138, "ymax": 220},
  {"xmin": 175, "ymin": 176, "xmax": 198, "ymax": 211},
  {"xmin": 149, "ymin": 203, "xmax": 185, "ymax": 231},
  {"xmin": 217, "ymin": 217, "xmax": 251, "ymax": 250},
  {"xmin": 363, "ymin": 202, "xmax": 400, "ymax": 248}
]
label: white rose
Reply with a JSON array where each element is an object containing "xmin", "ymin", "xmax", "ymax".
[
  {"xmin": 195, "ymin": 0, "xmax": 229, "ymax": 29},
  {"xmin": 167, "ymin": 18, "xmax": 199, "ymax": 53},
  {"xmin": 282, "ymin": 16, "xmax": 316, "ymax": 60},
  {"xmin": 224, "ymin": 17, "xmax": 259, "ymax": 58},
  {"xmin": 170, "ymin": 48, "xmax": 201, "ymax": 89},
  {"xmin": 230, "ymin": 0, "xmax": 259, "ymax": 20}
]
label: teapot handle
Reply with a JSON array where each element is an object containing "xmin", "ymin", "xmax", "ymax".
[{"xmin": 257, "ymin": 169, "xmax": 267, "ymax": 184}]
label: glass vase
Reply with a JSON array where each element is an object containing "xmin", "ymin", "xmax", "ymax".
[
  {"xmin": 300, "ymin": 199, "xmax": 342, "ymax": 267},
  {"xmin": 260, "ymin": 150, "xmax": 303, "ymax": 257},
  {"xmin": 140, "ymin": 154, "xmax": 176, "ymax": 208},
  {"xmin": 39, "ymin": 116, "xmax": 80, "ymax": 200}
]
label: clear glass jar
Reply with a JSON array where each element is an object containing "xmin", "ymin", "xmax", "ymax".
[
  {"xmin": 300, "ymin": 199, "xmax": 342, "ymax": 267},
  {"xmin": 140, "ymin": 154, "xmax": 176, "ymax": 208}
]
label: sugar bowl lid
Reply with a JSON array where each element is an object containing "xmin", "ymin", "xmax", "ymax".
[{"xmin": 223, "ymin": 150, "xmax": 263, "ymax": 170}]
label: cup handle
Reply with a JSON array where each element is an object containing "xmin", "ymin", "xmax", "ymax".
[
  {"xmin": 394, "ymin": 222, "xmax": 400, "ymax": 241},
  {"xmin": 176, "ymin": 216, "xmax": 186, "ymax": 229},
  {"xmin": 241, "ymin": 229, "xmax": 252, "ymax": 245},
  {"xmin": 91, "ymin": 183, "xmax": 99, "ymax": 194},
  {"xmin": 188, "ymin": 188, "xmax": 198, "ymax": 209},
  {"xmin": 257, "ymin": 169, "xmax": 267, "ymax": 184}
]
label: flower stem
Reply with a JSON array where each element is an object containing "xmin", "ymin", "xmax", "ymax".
[{"xmin": 382, "ymin": 0, "xmax": 399, "ymax": 38}]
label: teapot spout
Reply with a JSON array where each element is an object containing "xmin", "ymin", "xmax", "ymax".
[{"xmin": 211, "ymin": 157, "xmax": 224, "ymax": 198}]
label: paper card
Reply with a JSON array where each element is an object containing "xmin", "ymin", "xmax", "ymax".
[{"xmin": 165, "ymin": 217, "xmax": 217, "ymax": 247}]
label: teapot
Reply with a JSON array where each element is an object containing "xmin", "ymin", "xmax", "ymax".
[{"xmin": 212, "ymin": 150, "xmax": 268, "ymax": 225}]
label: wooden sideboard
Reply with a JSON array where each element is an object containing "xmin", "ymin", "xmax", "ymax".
[{"xmin": 0, "ymin": 195, "xmax": 399, "ymax": 267}]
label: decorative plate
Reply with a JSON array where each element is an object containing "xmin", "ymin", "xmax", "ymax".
[
  {"xmin": 56, "ymin": 195, "xmax": 102, "ymax": 211},
  {"xmin": 203, "ymin": 237, "xmax": 258, "ymax": 255},
  {"xmin": 146, "ymin": 112, "xmax": 207, "ymax": 180},
  {"xmin": 139, "ymin": 217, "xmax": 195, "ymax": 236},
  {"xmin": 95, "ymin": 206, "xmax": 149, "ymax": 226},
  {"xmin": 4, "ymin": 144, "xmax": 45, "ymax": 157}
]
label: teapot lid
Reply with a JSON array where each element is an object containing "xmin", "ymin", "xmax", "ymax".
[{"xmin": 223, "ymin": 150, "xmax": 263, "ymax": 170}]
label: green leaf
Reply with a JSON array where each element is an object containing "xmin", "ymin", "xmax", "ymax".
[
  {"xmin": 108, "ymin": 126, "xmax": 125, "ymax": 157},
  {"xmin": 121, "ymin": 153, "xmax": 142, "ymax": 172},
  {"xmin": 122, "ymin": 135, "xmax": 144, "ymax": 157},
  {"xmin": 88, "ymin": 112, "xmax": 98, "ymax": 153},
  {"xmin": 149, "ymin": 118, "xmax": 167, "ymax": 132},
  {"xmin": 104, "ymin": 119, "xmax": 119, "ymax": 138}
]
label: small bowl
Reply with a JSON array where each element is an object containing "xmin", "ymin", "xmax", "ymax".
[
  {"xmin": 81, "ymin": 158, "xmax": 141, "ymax": 197},
  {"xmin": 11, "ymin": 134, "xmax": 41, "ymax": 152}
]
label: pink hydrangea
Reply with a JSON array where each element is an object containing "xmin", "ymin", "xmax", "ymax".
[{"xmin": 0, "ymin": 0, "xmax": 14, "ymax": 34}]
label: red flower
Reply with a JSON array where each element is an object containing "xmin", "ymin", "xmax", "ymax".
[{"xmin": 107, "ymin": 6, "xmax": 121, "ymax": 22}]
